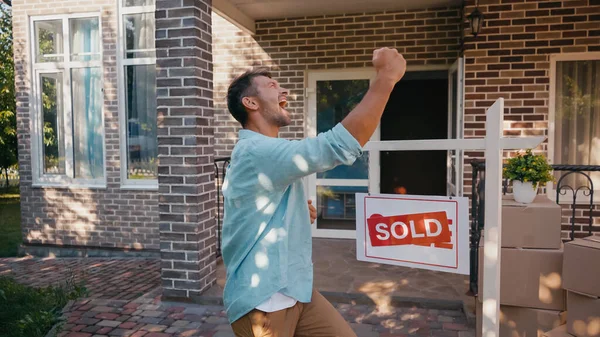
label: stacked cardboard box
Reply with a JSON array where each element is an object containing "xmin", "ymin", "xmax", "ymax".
[
  {"xmin": 543, "ymin": 235, "xmax": 600, "ymax": 337},
  {"xmin": 477, "ymin": 195, "xmax": 565, "ymax": 337}
]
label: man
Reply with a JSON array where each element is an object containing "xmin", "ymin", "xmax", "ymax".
[{"xmin": 222, "ymin": 47, "xmax": 406, "ymax": 336}]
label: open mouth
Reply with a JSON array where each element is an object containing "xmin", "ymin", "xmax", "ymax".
[{"xmin": 279, "ymin": 97, "xmax": 287, "ymax": 109}]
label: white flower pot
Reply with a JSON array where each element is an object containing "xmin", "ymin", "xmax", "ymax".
[{"xmin": 512, "ymin": 180, "xmax": 539, "ymax": 204}]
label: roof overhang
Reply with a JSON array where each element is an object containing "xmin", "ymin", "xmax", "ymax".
[{"xmin": 213, "ymin": 0, "xmax": 462, "ymax": 35}]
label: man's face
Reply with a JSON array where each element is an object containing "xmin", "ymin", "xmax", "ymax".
[{"xmin": 250, "ymin": 76, "xmax": 291, "ymax": 127}]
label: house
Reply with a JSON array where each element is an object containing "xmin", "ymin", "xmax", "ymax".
[{"xmin": 12, "ymin": 0, "xmax": 600, "ymax": 299}]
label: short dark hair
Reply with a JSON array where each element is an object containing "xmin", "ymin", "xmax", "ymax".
[{"xmin": 227, "ymin": 68, "xmax": 272, "ymax": 127}]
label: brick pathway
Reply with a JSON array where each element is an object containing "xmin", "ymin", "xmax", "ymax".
[
  {"xmin": 57, "ymin": 289, "xmax": 472, "ymax": 337},
  {"xmin": 0, "ymin": 257, "xmax": 474, "ymax": 336},
  {"xmin": 0, "ymin": 257, "xmax": 160, "ymax": 300}
]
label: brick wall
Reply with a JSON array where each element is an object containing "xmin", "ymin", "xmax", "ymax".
[
  {"xmin": 213, "ymin": 7, "xmax": 462, "ymax": 158},
  {"xmin": 155, "ymin": 0, "xmax": 217, "ymax": 298},
  {"xmin": 462, "ymin": 0, "xmax": 600, "ymax": 238},
  {"xmin": 13, "ymin": 0, "xmax": 160, "ymax": 250}
]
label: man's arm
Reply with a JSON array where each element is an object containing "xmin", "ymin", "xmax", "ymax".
[
  {"xmin": 341, "ymin": 47, "xmax": 406, "ymax": 146},
  {"xmin": 252, "ymin": 48, "xmax": 406, "ymax": 188}
]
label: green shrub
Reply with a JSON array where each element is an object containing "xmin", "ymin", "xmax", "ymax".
[{"xmin": 0, "ymin": 276, "xmax": 87, "ymax": 337}]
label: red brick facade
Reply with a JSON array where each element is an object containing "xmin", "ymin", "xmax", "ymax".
[{"xmin": 462, "ymin": 0, "xmax": 600, "ymax": 238}]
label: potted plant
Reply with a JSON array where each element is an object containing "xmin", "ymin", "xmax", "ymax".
[{"xmin": 503, "ymin": 149, "xmax": 554, "ymax": 204}]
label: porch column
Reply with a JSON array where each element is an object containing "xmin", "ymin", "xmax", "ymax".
[{"xmin": 156, "ymin": 0, "xmax": 217, "ymax": 299}]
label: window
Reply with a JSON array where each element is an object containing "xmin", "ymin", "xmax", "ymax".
[
  {"xmin": 118, "ymin": 0, "xmax": 157, "ymax": 187},
  {"xmin": 550, "ymin": 53, "xmax": 600, "ymax": 198},
  {"xmin": 31, "ymin": 14, "xmax": 105, "ymax": 186}
]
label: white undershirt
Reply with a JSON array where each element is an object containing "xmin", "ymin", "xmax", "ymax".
[{"xmin": 256, "ymin": 292, "xmax": 297, "ymax": 312}]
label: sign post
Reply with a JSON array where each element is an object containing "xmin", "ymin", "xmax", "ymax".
[{"xmin": 363, "ymin": 98, "xmax": 545, "ymax": 337}]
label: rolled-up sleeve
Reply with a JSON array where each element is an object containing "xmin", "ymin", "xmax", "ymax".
[{"xmin": 251, "ymin": 123, "xmax": 363, "ymax": 188}]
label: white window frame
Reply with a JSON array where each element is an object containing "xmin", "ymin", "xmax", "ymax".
[
  {"xmin": 29, "ymin": 13, "xmax": 106, "ymax": 188},
  {"xmin": 548, "ymin": 51, "xmax": 600, "ymax": 204},
  {"xmin": 117, "ymin": 0, "xmax": 157, "ymax": 189}
]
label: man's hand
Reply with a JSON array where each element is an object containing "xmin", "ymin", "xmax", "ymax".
[
  {"xmin": 308, "ymin": 200, "xmax": 317, "ymax": 224},
  {"xmin": 372, "ymin": 47, "xmax": 406, "ymax": 87},
  {"xmin": 341, "ymin": 47, "xmax": 406, "ymax": 146}
]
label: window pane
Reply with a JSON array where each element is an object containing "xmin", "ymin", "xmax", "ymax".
[
  {"xmin": 71, "ymin": 68, "xmax": 104, "ymax": 179},
  {"xmin": 554, "ymin": 59, "xmax": 600, "ymax": 189},
  {"xmin": 40, "ymin": 73, "xmax": 65, "ymax": 174},
  {"xmin": 124, "ymin": 13, "xmax": 155, "ymax": 58},
  {"xmin": 70, "ymin": 17, "xmax": 101, "ymax": 62},
  {"xmin": 125, "ymin": 65, "xmax": 157, "ymax": 179},
  {"xmin": 317, "ymin": 185, "xmax": 368, "ymax": 230},
  {"xmin": 124, "ymin": 0, "xmax": 153, "ymax": 6},
  {"xmin": 35, "ymin": 20, "xmax": 63, "ymax": 62},
  {"xmin": 316, "ymin": 79, "xmax": 369, "ymax": 179}
]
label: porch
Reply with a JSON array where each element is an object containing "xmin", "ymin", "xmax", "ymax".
[{"xmin": 205, "ymin": 238, "xmax": 471, "ymax": 311}]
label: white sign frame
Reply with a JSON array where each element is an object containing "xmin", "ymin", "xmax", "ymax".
[
  {"xmin": 356, "ymin": 193, "xmax": 470, "ymax": 274},
  {"xmin": 363, "ymin": 98, "xmax": 545, "ymax": 337}
]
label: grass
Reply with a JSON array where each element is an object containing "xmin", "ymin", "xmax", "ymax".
[
  {"xmin": 0, "ymin": 185, "xmax": 21, "ymax": 257},
  {"xmin": 0, "ymin": 276, "xmax": 87, "ymax": 337}
]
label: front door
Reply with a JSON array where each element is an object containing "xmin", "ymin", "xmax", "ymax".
[
  {"xmin": 379, "ymin": 70, "xmax": 449, "ymax": 197},
  {"xmin": 306, "ymin": 69, "xmax": 376, "ymax": 239}
]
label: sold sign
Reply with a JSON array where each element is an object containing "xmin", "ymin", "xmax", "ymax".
[{"xmin": 367, "ymin": 211, "xmax": 453, "ymax": 249}]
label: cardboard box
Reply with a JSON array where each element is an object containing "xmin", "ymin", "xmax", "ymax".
[
  {"xmin": 563, "ymin": 236, "xmax": 600, "ymax": 298},
  {"xmin": 476, "ymin": 302, "xmax": 566, "ymax": 337},
  {"xmin": 502, "ymin": 195, "xmax": 562, "ymax": 249},
  {"xmin": 544, "ymin": 325, "xmax": 573, "ymax": 337},
  {"xmin": 566, "ymin": 291, "xmax": 600, "ymax": 337},
  {"xmin": 478, "ymin": 246, "xmax": 566, "ymax": 310}
]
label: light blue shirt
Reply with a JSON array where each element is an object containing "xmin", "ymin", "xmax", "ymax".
[{"xmin": 221, "ymin": 123, "xmax": 363, "ymax": 323}]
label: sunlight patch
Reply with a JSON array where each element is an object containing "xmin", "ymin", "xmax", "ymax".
[
  {"xmin": 251, "ymin": 274, "xmax": 260, "ymax": 287},
  {"xmin": 293, "ymin": 154, "xmax": 309, "ymax": 172},
  {"xmin": 265, "ymin": 229, "xmax": 278, "ymax": 244},
  {"xmin": 255, "ymin": 252, "xmax": 269, "ymax": 269},
  {"xmin": 222, "ymin": 178, "xmax": 229, "ymax": 191},
  {"xmin": 258, "ymin": 173, "xmax": 274, "ymax": 191},
  {"xmin": 256, "ymin": 196, "xmax": 270, "ymax": 210}
]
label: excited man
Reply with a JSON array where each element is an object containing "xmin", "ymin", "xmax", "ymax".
[{"xmin": 222, "ymin": 47, "xmax": 407, "ymax": 336}]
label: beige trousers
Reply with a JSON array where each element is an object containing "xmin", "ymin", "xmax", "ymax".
[{"xmin": 231, "ymin": 289, "xmax": 357, "ymax": 337}]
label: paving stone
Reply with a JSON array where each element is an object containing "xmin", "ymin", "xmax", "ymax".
[
  {"xmin": 144, "ymin": 333, "xmax": 172, "ymax": 337},
  {"xmin": 96, "ymin": 313, "xmax": 120, "ymax": 320},
  {"xmin": 66, "ymin": 333, "xmax": 93, "ymax": 337},
  {"xmin": 141, "ymin": 324, "xmax": 168, "ymax": 332},
  {"xmin": 98, "ymin": 320, "xmax": 122, "ymax": 328},
  {"xmin": 172, "ymin": 320, "xmax": 190, "ymax": 327},
  {"xmin": 140, "ymin": 311, "xmax": 163, "ymax": 317},
  {"xmin": 159, "ymin": 318, "xmax": 175, "ymax": 325},
  {"xmin": 203, "ymin": 316, "xmax": 227, "ymax": 324},
  {"xmin": 176, "ymin": 329, "xmax": 201, "ymax": 337},
  {"xmin": 82, "ymin": 326, "xmax": 102, "ymax": 333},
  {"xmin": 72, "ymin": 325, "xmax": 87, "ymax": 332},
  {"xmin": 139, "ymin": 304, "xmax": 161, "ymax": 311},
  {"xmin": 107, "ymin": 329, "xmax": 136, "ymax": 337},
  {"xmin": 97, "ymin": 327, "xmax": 114, "ymax": 335},
  {"xmin": 164, "ymin": 327, "xmax": 183, "ymax": 334},
  {"xmin": 92, "ymin": 306, "xmax": 119, "ymax": 313},
  {"xmin": 216, "ymin": 324, "xmax": 231, "ymax": 331},
  {"xmin": 130, "ymin": 332, "xmax": 148, "ymax": 337},
  {"xmin": 139, "ymin": 317, "xmax": 164, "ymax": 324},
  {"xmin": 119, "ymin": 322, "xmax": 138, "ymax": 329},
  {"xmin": 213, "ymin": 331, "xmax": 236, "ymax": 337},
  {"xmin": 117, "ymin": 315, "xmax": 132, "ymax": 322}
]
